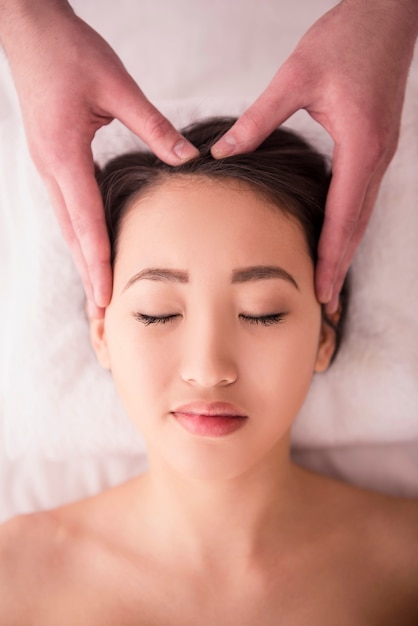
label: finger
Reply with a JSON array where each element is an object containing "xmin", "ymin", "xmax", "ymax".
[
  {"xmin": 315, "ymin": 136, "xmax": 379, "ymax": 304},
  {"xmin": 86, "ymin": 298, "xmax": 105, "ymax": 321},
  {"xmin": 58, "ymin": 158, "xmax": 113, "ymax": 308},
  {"xmin": 42, "ymin": 174, "xmax": 97, "ymax": 302},
  {"xmin": 210, "ymin": 67, "xmax": 304, "ymax": 158},
  {"xmin": 108, "ymin": 76, "xmax": 199, "ymax": 165},
  {"xmin": 44, "ymin": 149, "xmax": 113, "ymax": 308},
  {"xmin": 325, "ymin": 161, "xmax": 389, "ymax": 313},
  {"xmin": 326, "ymin": 202, "xmax": 375, "ymax": 314}
]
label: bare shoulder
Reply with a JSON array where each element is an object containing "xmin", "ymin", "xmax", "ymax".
[
  {"xmin": 336, "ymin": 481, "xmax": 418, "ymax": 561},
  {"xmin": 322, "ymin": 469, "xmax": 418, "ymax": 559},
  {"xmin": 298, "ymin": 464, "xmax": 418, "ymax": 536},
  {"xmin": 0, "ymin": 510, "xmax": 62, "ymax": 622},
  {"xmin": 362, "ymin": 490, "xmax": 418, "ymax": 618},
  {"xmin": 370, "ymin": 492, "xmax": 418, "ymax": 570},
  {"xmin": 0, "ymin": 502, "xmax": 108, "ymax": 624},
  {"xmin": 0, "ymin": 510, "xmax": 54, "ymax": 579},
  {"xmin": 298, "ymin": 466, "xmax": 418, "ymax": 614}
]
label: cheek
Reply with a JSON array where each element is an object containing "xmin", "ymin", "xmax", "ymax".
[
  {"xmin": 104, "ymin": 310, "xmax": 176, "ymax": 424},
  {"xmin": 245, "ymin": 307, "xmax": 321, "ymax": 418}
]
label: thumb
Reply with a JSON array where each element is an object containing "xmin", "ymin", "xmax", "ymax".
[
  {"xmin": 211, "ymin": 67, "xmax": 304, "ymax": 158},
  {"xmin": 109, "ymin": 75, "xmax": 200, "ymax": 165}
]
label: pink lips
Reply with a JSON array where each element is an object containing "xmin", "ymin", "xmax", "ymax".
[{"xmin": 171, "ymin": 402, "xmax": 248, "ymax": 437}]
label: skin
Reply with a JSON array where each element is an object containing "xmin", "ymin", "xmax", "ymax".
[
  {"xmin": 1, "ymin": 1, "xmax": 417, "ymax": 315},
  {"xmin": 0, "ymin": 0, "xmax": 199, "ymax": 314},
  {"xmin": 93, "ymin": 177, "xmax": 334, "ymax": 482},
  {"xmin": 211, "ymin": 0, "xmax": 418, "ymax": 311},
  {"xmin": 0, "ymin": 177, "xmax": 417, "ymax": 625}
]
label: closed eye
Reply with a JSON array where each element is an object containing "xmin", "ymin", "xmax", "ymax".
[
  {"xmin": 239, "ymin": 313, "xmax": 287, "ymax": 326},
  {"xmin": 133, "ymin": 313, "xmax": 180, "ymax": 326},
  {"xmin": 133, "ymin": 312, "xmax": 287, "ymax": 327}
]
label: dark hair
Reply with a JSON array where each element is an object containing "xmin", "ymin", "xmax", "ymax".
[{"xmin": 96, "ymin": 117, "xmax": 348, "ymax": 358}]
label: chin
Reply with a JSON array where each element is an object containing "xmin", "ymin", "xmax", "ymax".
[{"xmin": 159, "ymin": 437, "xmax": 276, "ymax": 483}]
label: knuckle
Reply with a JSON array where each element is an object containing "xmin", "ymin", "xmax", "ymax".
[
  {"xmin": 360, "ymin": 119, "xmax": 399, "ymax": 169},
  {"xmin": 26, "ymin": 141, "xmax": 51, "ymax": 176},
  {"xmin": 70, "ymin": 214, "xmax": 89, "ymax": 241},
  {"xmin": 327, "ymin": 213, "xmax": 359, "ymax": 243},
  {"xmin": 28, "ymin": 140, "xmax": 67, "ymax": 178},
  {"xmin": 144, "ymin": 111, "xmax": 173, "ymax": 143},
  {"xmin": 238, "ymin": 107, "xmax": 267, "ymax": 136},
  {"xmin": 338, "ymin": 216, "xmax": 358, "ymax": 241},
  {"xmin": 282, "ymin": 52, "xmax": 310, "ymax": 88},
  {"xmin": 365, "ymin": 131, "xmax": 388, "ymax": 164},
  {"xmin": 57, "ymin": 218, "xmax": 81, "ymax": 257}
]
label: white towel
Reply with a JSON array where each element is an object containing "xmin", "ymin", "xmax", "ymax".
[{"xmin": 1, "ymin": 0, "xmax": 417, "ymax": 459}]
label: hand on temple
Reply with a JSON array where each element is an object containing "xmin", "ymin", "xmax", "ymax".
[
  {"xmin": 211, "ymin": 0, "xmax": 418, "ymax": 311},
  {"xmin": 0, "ymin": 1, "xmax": 199, "ymax": 317}
]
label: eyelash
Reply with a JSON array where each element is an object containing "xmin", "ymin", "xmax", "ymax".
[
  {"xmin": 241, "ymin": 313, "xmax": 287, "ymax": 326},
  {"xmin": 133, "ymin": 313, "xmax": 179, "ymax": 326},
  {"xmin": 132, "ymin": 313, "xmax": 287, "ymax": 326}
]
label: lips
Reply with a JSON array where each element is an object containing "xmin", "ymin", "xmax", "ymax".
[{"xmin": 171, "ymin": 401, "xmax": 248, "ymax": 437}]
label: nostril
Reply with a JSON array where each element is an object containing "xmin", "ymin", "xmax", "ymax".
[
  {"xmin": 182, "ymin": 374, "xmax": 236, "ymax": 388},
  {"xmin": 179, "ymin": 335, "xmax": 238, "ymax": 387},
  {"xmin": 180, "ymin": 363, "xmax": 238, "ymax": 388}
]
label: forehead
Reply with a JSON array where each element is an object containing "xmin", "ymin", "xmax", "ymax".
[{"xmin": 116, "ymin": 175, "xmax": 311, "ymax": 272}]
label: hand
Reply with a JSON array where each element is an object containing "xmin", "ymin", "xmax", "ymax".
[
  {"xmin": 211, "ymin": 0, "xmax": 418, "ymax": 311},
  {"xmin": 0, "ymin": 1, "xmax": 199, "ymax": 316}
]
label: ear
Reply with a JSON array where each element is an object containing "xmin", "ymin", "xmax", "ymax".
[
  {"xmin": 314, "ymin": 306, "xmax": 341, "ymax": 373},
  {"xmin": 89, "ymin": 317, "xmax": 111, "ymax": 370}
]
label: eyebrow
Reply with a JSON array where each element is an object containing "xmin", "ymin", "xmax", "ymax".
[
  {"xmin": 231, "ymin": 265, "xmax": 299, "ymax": 289},
  {"xmin": 123, "ymin": 268, "xmax": 189, "ymax": 292},
  {"xmin": 123, "ymin": 264, "xmax": 299, "ymax": 292}
]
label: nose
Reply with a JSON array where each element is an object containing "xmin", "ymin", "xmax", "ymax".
[{"xmin": 180, "ymin": 315, "xmax": 238, "ymax": 388}]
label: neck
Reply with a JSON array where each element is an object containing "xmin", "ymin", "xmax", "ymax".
[{"xmin": 135, "ymin": 440, "xmax": 302, "ymax": 571}]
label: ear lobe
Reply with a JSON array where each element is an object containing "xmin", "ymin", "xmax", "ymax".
[
  {"xmin": 314, "ymin": 306, "xmax": 341, "ymax": 373},
  {"xmin": 89, "ymin": 318, "xmax": 111, "ymax": 370}
]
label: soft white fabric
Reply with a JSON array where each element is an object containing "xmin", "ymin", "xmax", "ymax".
[
  {"xmin": 294, "ymin": 67, "xmax": 418, "ymax": 446},
  {"xmin": 3, "ymin": 441, "xmax": 418, "ymax": 524},
  {"xmin": 0, "ymin": 0, "xmax": 417, "ymax": 469}
]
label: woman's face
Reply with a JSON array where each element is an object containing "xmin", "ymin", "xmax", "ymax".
[{"xmin": 91, "ymin": 175, "xmax": 335, "ymax": 480}]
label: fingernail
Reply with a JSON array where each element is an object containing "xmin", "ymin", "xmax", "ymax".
[
  {"xmin": 320, "ymin": 285, "xmax": 333, "ymax": 304},
  {"xmin": 88, "ymin": 299, "xmax": 105, "ymax": 320},
  {"xmin": 94, "ymin": 286, "xmax": 105, "ymax": 308},
  {"xmin": 93, "ymin": 278, "xmax": 113, "ymax": 308},
  {"xmin": 211, "ymin": 135, "xmax": 237, "ymax": 158},
  {"xmin": 328, "ymin": 294, "xmax": 339, "ymax": 315},
  {"xmin": 173, "ymin": 140, "xmax": 200, "ymax": 163}
]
